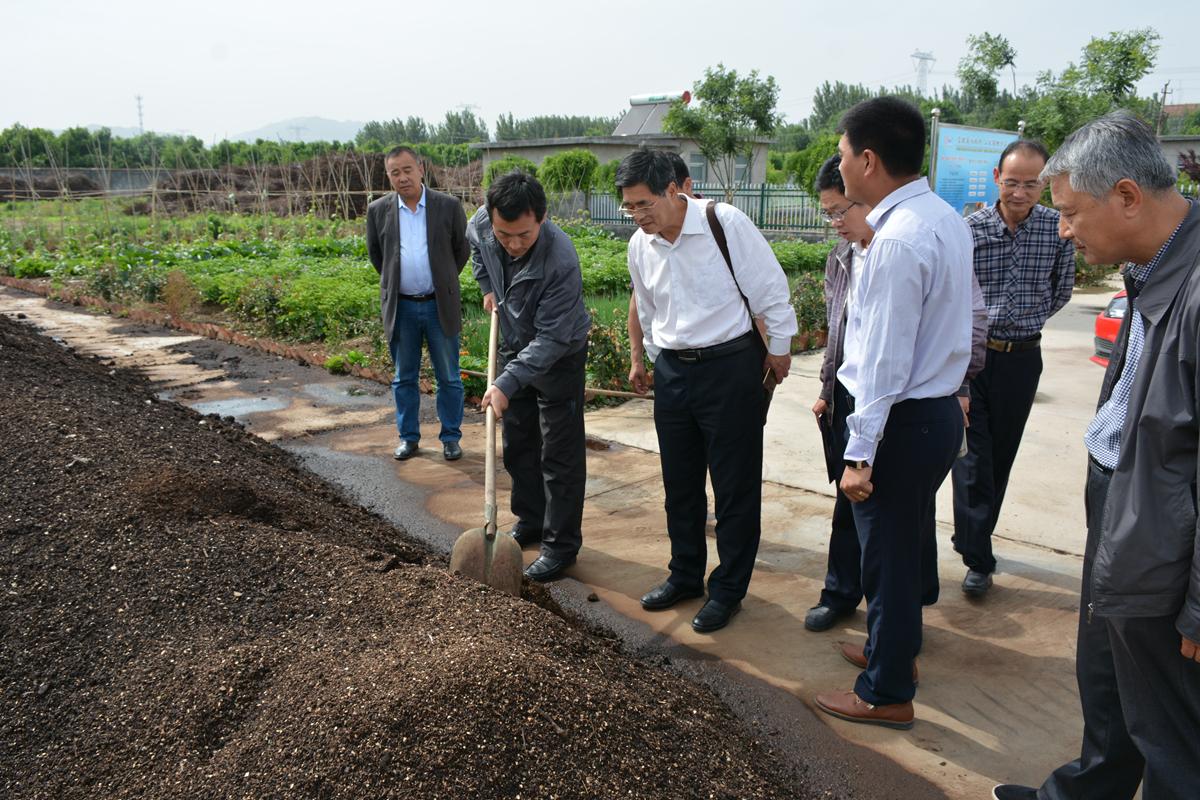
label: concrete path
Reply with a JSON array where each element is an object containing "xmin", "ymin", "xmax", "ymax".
[{"xmin": 1, "ymin": 283, "xmax": 1122, "ymax": 799}]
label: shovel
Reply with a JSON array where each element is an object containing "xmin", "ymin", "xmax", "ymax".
[{"xmin": 448, "ymin": 309, "xmax": 524, "ymax": 597}]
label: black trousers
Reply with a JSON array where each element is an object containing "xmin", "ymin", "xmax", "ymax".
[
  {"xmin": 1107, "ymin": 615, "xmax": 1200, "ymax": 799},
  {"xmin": 652, "ymin": 341, "xmax": 764, "ymax": 605},
  {"xmin": 819, "ymin": 380, "xmax": 940, "ymax": 613},
  {"xmin": 952, "ymin": 346, "xmax": 1042, "ymax": 574},
  {"xmin": 500, "ymin": 346, "xmax": 587, "ymax": 560},
  {"xmin": 1038, "ymin": 460, "xmax": 1143, "ymax": 800},
  {"xmin": 851, "ymin": 396, "xmax": 961, "ymax": 706}
]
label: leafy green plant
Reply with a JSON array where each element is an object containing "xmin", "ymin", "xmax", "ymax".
[
  {"xmin": 538, "ymin": 149, "xmax": 600, "ymax": 194},
  {"xmin": 483, "ymin": 155, "xmax": 538, "ymax": 189}
]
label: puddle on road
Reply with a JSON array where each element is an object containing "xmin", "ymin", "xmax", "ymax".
[
  {"xmin": 299, "ymin": 383, "xmax": 387, "ymax": 408},
  {"xmin": 189, "ymin": 396, "xmax": 291, "ymax": 417}
]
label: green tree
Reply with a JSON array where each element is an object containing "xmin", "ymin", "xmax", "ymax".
[
  {"xmin": 806, "ymin": 81, "xmax": 874, "ymax": 133},
  {"xmin": 664, "ymin": 63, "xmax": 779, "ymax": 200},
  {"xmin": 1080, "ymin": 28, "xmax": 1161, "ymax": 101},
  {"xmin": 784, "ymin": 133, "xmax": 839, "ymax": 192},
  {"xmin": 537, "ymin": 149, "xmax": 599, "ymax": 194},
  {"xmin": 483, "ymin": 155, "xmax": 537, "ymax": 189},
  {"xmin": 431, "ymin": 110, "xmax": 489, "ymax": 144},
  {"xmin": 494, "ymin": 113, "xmax": 620, "ymax": 141},
  {"xmin": 957, "ymin": 33, "xmax": 1017, "ymax": 106},
  {"xmin": 355, "ymin": 116, "xmax": 429, "ymax": 146}
]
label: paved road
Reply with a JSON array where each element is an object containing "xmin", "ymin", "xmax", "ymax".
[{"xmin": 2, "ymin": 282, "xmax": 1124, "ymax": 799}]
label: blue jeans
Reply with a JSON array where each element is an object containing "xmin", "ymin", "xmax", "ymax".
[{"xmin": 388, "ymin": 299, "xmax": 463, "ymax": 444}]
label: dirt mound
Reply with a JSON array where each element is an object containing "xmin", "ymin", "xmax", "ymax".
[
  {"xmin": 0, "ymin": 314, "xmax": 819, "ymax": 800},
  {"xmin": 0, "ymin": 172, "xmax": 100, "ymax": 201}
]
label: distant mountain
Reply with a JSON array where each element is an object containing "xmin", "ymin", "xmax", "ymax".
[
  {"xmin": 85, "ymin": 124, "xmax": 145, "ymax": 138},
  {"xmin": 231, "ymin": 117, "xmax": 366, "ymax": 144}
]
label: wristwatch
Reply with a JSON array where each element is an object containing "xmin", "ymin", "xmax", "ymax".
[{"xmin": 843, "ymin": 459, "xmax": 870, "ymax": 470}]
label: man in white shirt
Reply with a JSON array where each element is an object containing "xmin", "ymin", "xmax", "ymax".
[
  {"xmin": 813, "ymin": 98, "xmax": 973, "ymax": 729},
  {"xmin": 618, "ymin": 148, "xmax": 796, "ymax": 634}
]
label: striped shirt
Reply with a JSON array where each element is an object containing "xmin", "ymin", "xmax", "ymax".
[
  {"xmin": 1084, "ymin": 217, "xmax": 1188, "ymax": 468},
  {"xmin": 966, "ymin": 202, "xmax": 1075, "ymax": 340}
]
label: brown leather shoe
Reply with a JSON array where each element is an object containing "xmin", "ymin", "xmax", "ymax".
[
  {"xmin": 837, "ymin": 642, "xmax": 919, "ymax": 685},
  {"xmin": 814, "ymin": 690, "xmax": 914, "ymax": 730}
]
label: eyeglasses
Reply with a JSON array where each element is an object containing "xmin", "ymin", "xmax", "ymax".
[
  {"xmin": 1000, "ymin": 179, "xmax": 1044, "ymax": 192},
  {"xmin": 819, "ymin": 201, "xmax": 859, "ymax": 223},
  {"xmin": 619, "ymin": 197, "xmax": 661, "ymax": 218}
]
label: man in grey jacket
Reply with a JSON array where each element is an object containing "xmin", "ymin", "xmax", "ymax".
[
  {"xmin": 467, "ymin": 172, "xmax": 591, "ymax": 582},
  {"xmin": 992, "ymin": 112, "xmax": 1199, "ymax": 800}
]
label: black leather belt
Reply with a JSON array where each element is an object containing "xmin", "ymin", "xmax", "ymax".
[
  {"xmin": 667, "ymin": 331, "xmax": 758, "ymax": 364},
  {"xmin": 1088, "ymin": 454, "xmax": 1114, "ymax": 475},
  {"xmin": 398, "ymin": 293, "xmax": 436, "ymax": 302},
  {"xmin": 986, "ymin": 334, "xmax": 1041, "ymax": 353}
]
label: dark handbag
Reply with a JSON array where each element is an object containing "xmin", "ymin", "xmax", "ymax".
[{"xmin": 705, "ymin": 201, "xmax": 775, "ymax": 423}]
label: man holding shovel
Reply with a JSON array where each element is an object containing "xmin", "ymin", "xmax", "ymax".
[{"xmin": 467, "ymin": 172, "xmax": 591, "ymax": 582}]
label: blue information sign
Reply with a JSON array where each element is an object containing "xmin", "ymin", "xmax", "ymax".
[{"xmin": 931, "ymin": 123, "xmax": 1019, "ymax": 216}]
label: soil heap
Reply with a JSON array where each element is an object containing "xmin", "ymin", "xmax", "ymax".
[{"xmin": 0, "ymin": 313, "xmax": 820, "ymax": 799}]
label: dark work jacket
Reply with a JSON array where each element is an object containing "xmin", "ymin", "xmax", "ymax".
[
  {"xmin": 467, "ymin": 208, "xmax": 591, "ymax": 399},
  {"xmin": 365, "ymin": 187, "xmax": 469, "ymax": 341},
  {"xmin": 1092, "ymin": 199, "xmax": 1200, "ymax": 642}
]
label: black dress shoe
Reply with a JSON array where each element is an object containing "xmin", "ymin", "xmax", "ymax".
[
  {"xmin": 393, "ymin": 440, "xmax": 419, "ymax": 460},
  {"xmin": 443, "ymin": 441, "xmax": 463, "ymax": 461},
  {"xmin": 691, "ymin": 599, "xmax": 741, "ymax": 633},
  {"xmin": 804, "ymin": 604, "xmax": 851, "ymax": 632},
  {"xmin": 524, "ymin": 553, "xmax": 576, "ymax": 582},
  {"xmin": 509, "ymin": 526, "xmax": 543, "ymax": 549},
  {"xmin": 962, "ymin": 569, "xmax": 993, "ymax": 597},
  {"xmin": 640, "ymin": 581, "xmax": 705, "ymax": 611},
  {"xmin": 992, "ymin": 786, "xmax": 1038, "ymax": 800}
]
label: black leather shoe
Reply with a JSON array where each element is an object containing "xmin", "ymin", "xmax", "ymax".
[
  {"xmin": 443, "ymin": 441, "xmax": 463, "ymax": 461},
  {"xmin": 509, "ymin": 526, "xmax": 543, "ymax": 549},
  {"xmin": 804, "ymin": 604, "xmax": 851, "ymax": 632},
  {"xmin": 524, "ymin": 553, "xmax": 576, "ymax": 582},
  {"xmin": 640, "ymin": 581, "xmax": 705, "ymax": 611},
  {"xmin": 691, "ymin": 599, "xmax": 741, "ymax": 633},
  {"xmin": 393, "ymin": 441, "xmax": 419, "ymax": 460},
  {"xmin": 992, "ymin": 786, "xmax": 1037, "ymax": 800},
  {"xmin": 962, "ymin": 569, "xmax": 993, "ymax": 597}
]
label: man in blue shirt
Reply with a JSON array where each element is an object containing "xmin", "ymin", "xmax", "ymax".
[
  {"xmin": 953, "ymin": 140, "xmax": 1075, "ymax": 598},
  {"xmin": 366, "ymin": 146, "xmax": 470, "ymax": 462},
  {"xmin": 813, "ymin": 97, "xmax": 973, "ymax": 730}
]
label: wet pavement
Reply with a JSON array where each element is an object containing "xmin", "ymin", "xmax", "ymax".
[{"xmin": 1, "ymin": 283, "xmax": 1123, "ymax": 799}]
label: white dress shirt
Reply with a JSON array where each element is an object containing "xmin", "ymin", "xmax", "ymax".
[
  {"xmin": 627, "ymin": 195, "xmax": 797, "ymax": 360},
  {"xmin": 838, "ymin": 178, "xmax": 974, "ymax": 464}
]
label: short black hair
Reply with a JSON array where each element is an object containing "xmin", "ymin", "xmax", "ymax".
[
  {"xmin": 385, "ymin": 145, "xmax": 420, "ymax": 163},
  {"xmin": 814, "ymin": 154, "xmax": 845, "ymax": 194},
  {"xmin": 486, "ymin": 171, "xmax": 548, "ymax": 222},
  {"xmin": 615, "ymin": 147, "xmax": 677, "ymax": 195},
  {"xmin": 839, "ymin": 97, "xmax": 925, "ymax": 178},
  {"xmin": 997, "ymin": 139, "xmax": 1050, "ymax": 172},
  {"xmin": 667, "ymin": 152, "xmax": 690, "ymax": 185}
]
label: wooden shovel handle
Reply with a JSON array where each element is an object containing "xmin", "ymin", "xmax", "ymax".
[{"xmin": 483, "ymin": 309, "xmax": 499, "ymax": 537}]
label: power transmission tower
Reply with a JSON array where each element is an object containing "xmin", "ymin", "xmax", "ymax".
[
  {"xmin": 288, "ymin": 125, "xmax": 306, "ymax": 141},
  {"xmin": 912, "ymin": 51, "xmax": 936, "ymax": 96},
  {"xmin": 136, "ymin": 95, "xmax": 144, "ymax": 134}
]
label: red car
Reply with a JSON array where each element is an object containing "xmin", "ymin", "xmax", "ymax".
[{"xmin": 1091, "ymin": 290, "xmax": 1127, "ymax": 367}]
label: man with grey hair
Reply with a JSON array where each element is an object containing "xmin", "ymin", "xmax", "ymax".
[{"xmin": 992, "ymin": 111, "xmax": 1199, "ymax": 800}]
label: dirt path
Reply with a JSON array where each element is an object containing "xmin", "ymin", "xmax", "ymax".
[{"xmin": 0, "ymin": 296, "xmax": 950, "ymax": 799}]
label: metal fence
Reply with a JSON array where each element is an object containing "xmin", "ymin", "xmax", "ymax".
[{"xmin": 590, "ymin": 183, "xmax": 824, "ymax": 232}]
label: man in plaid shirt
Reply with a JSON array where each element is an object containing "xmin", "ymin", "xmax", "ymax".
[{"xmin": 952, "ymin": 140, "xmax": 1075, "ymax": 598}]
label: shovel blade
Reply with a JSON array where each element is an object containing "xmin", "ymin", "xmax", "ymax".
[{"xmin": 449, "ymin": 526, "xmax": 524, "ymax": 597}]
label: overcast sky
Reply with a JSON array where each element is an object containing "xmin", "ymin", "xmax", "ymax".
[{"xmin": 3, "ymin": 0, "xmax": 1196, "ymax": 142}]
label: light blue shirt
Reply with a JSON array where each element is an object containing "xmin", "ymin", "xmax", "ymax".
[
  {"xmin": 838, "ymin": 178, "xmax": 974, "ymax": 464},
  {"xmin": 397, "ymin": 187, "xmax": 434, "ymax": 295}
]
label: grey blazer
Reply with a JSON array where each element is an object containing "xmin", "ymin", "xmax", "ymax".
[
  {"xmin": 365, "ymin": 187, "xmax": 470, "ymax": 341},
  {"xmin": 1092, "ymin": 199, "xmax": 1200, "ymax": 641}
]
